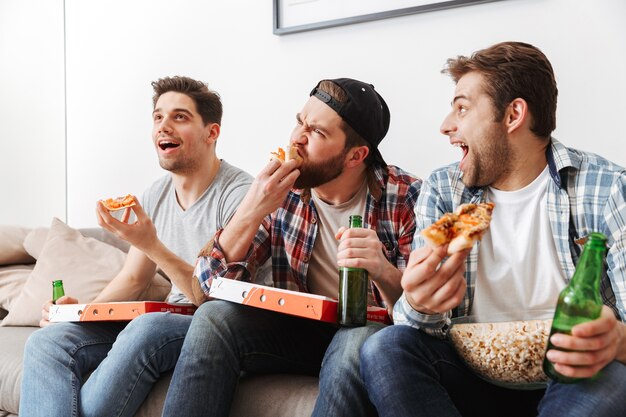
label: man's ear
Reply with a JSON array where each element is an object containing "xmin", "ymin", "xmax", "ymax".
[
  {"xmin": 345, "ymin": 145, "xmax": 369, "ymax": 168},
  {"xmin": 505, "ymin": 98, "xmax": 528, "ymax": 134},
  {"xmin": 205, "ymin": 123, "xmax": 220, "ymax": 144}
]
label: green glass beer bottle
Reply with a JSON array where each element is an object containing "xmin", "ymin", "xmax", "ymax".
[
  {"xmin": 52, "ymin": 279, "xmax": 65, "ymax": 304},
  {"xmin": 543, "ymin": 232, "xmax": 607, "ymax": 383},
  {"xmin": 338, "ymin": 215, "xmax": 368, "ymax": 327}
]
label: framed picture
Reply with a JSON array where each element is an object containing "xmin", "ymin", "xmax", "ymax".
[{"xmin": 273, "ymin": 0, "xmax": 504, "ymax": 35}]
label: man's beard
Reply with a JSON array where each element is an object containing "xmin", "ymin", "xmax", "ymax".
[
  {"xmin": 294, "ymin": 148, "xmax": 347, "ymax": 189},
  {"xmin": 461, "ymin": 124, "xmax": 511, "ymax": 188}
]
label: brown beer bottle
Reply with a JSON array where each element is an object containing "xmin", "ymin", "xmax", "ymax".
[
  {"xmin": 543, "ymin": 232, "xmax": 607, "ymax": 383},
  {"xmin": 338, "ymin": 215, "xmax": 368, "ymax": 327}
]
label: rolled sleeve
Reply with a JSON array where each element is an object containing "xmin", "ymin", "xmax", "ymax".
[
  {"xmin": 393, "ymin": 292, "xmax": 451, "ymax": 339},
  {"xmin": 194, "ymin": 221, "xmax": 271, "ymax": 298}
]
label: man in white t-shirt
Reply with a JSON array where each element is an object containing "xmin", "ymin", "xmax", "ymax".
[
  {"xmin": 20, "ymin": 76, "xmax": 254, "ymax": 417},
  {"xmin": 361, "ymin": 42, "xmax": 626, "ymax": 417}
]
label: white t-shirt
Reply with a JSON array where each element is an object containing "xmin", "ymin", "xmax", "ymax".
[
  {"xmin": 472, "ymin": 166, "xmax": 566, "ymax": 321},
  {"xmin": 307, "ymin": 181, "xmax": 368, "ymax": 298}
]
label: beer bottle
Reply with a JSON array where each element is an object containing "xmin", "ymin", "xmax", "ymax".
[
  {"xmin": 543, "ymin": 232, "xmax": 607, "ymax": 383},
  {"xmin": 338, "ymin": 215, "xmax": 368, "ymax": 327},
  {"xmin": 52, "ymin": 279, "xmax": 65, "ymax": 304}
]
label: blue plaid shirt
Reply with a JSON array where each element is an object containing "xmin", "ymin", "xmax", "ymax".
[
  {"xmin": 394, "ymin": 139, "xmax": 626, "ymax": 337},
  {"xmin": 194, "ymin": 165, "xmax": 421, "ymax": 306}
]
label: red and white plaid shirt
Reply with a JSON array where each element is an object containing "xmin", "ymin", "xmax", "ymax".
[{"xmin": 195, "ymin": 164, "xmax": 422, "ymax": 307}]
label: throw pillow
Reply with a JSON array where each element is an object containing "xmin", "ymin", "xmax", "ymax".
[
  {"xmin": 0, "ymin": 264, "xmax": 34, "ymax": 311},
  {"xmin": 1, "ymin": 218, "xmax": 171, "ymax": 327},
  {"xmin": 0, "ymin": 226, "xmax": 35, "ymax": 265},
  {"xmin": 22, "ymin": 227, "xmax": 49, "ymax": 260}
]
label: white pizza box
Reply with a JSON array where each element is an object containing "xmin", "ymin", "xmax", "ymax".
[
  {"xmin": 49, "ymin": 301, "xmax": 197, "ymax": 322},
  {"xmin": 208, "ymin": 278, "xmax": 390, "ymax": 324}
]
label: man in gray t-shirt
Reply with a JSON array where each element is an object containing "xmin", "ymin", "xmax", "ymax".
[{"xmin": 20, "ymin": 76, "xmax": 253, "ymax": 417}]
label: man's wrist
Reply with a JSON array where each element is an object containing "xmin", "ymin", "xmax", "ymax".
[{"xmin": 405, "ymin": 292, "xmax": 437, "ymax": 315}]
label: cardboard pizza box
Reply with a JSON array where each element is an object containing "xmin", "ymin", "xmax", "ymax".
[
  {"xmin": 49, "ymin": 301, "xmax": 197, "ymax": 322},
  {"xmin": 208, "ymin": 278, "xmax": 391, "ymax": 324}
]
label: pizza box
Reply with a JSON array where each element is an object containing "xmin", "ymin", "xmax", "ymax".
[
  {"xmin": 49, "ymin": 301, "xmax": 197, "ymax": 322},
  {"xmin": 208, "ymin": 278, "xmax": 391, "ymax": 325}
]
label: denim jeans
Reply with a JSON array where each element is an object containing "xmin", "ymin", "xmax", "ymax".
[
  {"xmin": 162, "ymin": 300, "xmax": 383, "ymax": 417},
  {"xmin": 360, "ymin": 324, "xmax": 626, "ymax": 417},
  {"xmin": 19, "ymin": 312, "xmax": 191, "ymax": 417}
]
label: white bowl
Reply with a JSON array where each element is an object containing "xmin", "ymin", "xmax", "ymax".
[{"xmin": 449, "ymin": 310, "xmax": 553, "ymax": 389}]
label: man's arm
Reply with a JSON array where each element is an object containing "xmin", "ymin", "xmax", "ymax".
[
  {"xmin": 40, "ymin": 246, "xmax": 160, "ymax": 327},
  {"xmin": 92, "ymin": 246, "xmax": 160, "ymax": 302},
  {"xmin": 191, "ymin": 158, "xmax": 300, "ymax": 301},
  {"xmin": 96, "ymin": 199, "xmax": 198, "ymax": 303},
  {"xmin": 392, "ymin": 170, "xmax": 475, "ymax": 337},
  {"xmin": 216, "ymin": 158, "xmax": 299, "ymax": 263},
  {"xmin": 546, "ymin": 173, "xmax": 626, "ymax": 376}
]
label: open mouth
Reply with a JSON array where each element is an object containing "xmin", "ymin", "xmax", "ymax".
[
  {"xmin": 452, "ymin": 141, "xmax": 468, "ymax": 163},
  {"xmin": 158, "ymin": 140, "xmax": 180, "ymax": 151}
]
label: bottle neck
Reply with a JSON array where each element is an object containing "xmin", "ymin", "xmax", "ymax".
[
  {"xmin": 348, "ymin": 215, "xmax": 362, "ymax": 228},
  {"xmin": 569, "ymin": 241, "xmax": 605, "ymax": 291}
]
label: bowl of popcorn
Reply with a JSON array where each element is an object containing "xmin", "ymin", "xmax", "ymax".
[{"xmin": 449, "ymin": 310, "xmax": 553, "ymax": 389}]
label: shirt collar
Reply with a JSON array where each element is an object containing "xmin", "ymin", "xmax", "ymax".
[{"xmin": 547, "ymin": 137, "xmax": 577, "ymax": 188}]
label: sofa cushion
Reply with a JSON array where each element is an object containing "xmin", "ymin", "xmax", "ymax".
[
  {"xmin": 0, "ymin": 265, "xmax": 33, "ymax": 311},
  {"xmin": 231, "ymin": 374, "xmax": 318, "ymax": 416},
  {"xmin": 0, "ymin": 226, "xmax": 34, "ymax": 266},
  {"xmin": 0, "ymin": 326, "xmax": 37, "ymax": 415},
  {"xmin": 1, "ymin": 218, "xmax": 171, "ymax": 327}
]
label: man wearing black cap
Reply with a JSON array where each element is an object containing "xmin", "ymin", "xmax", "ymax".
[{"xmin": 162, "ymin": 78, "xmax": 421, "ymax": 417}]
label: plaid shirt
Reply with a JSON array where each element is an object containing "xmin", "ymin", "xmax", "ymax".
[
  {"xmin": 194, "ymin": 164, "xmax": 421, "ymax": 306},
  {"xmin": 394, "ymin": 139, "xmax": 626, "ymax": 338}
]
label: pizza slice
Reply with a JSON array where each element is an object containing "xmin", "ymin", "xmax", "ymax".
[
  {"xmin": 100, "ymin": 194, "xmax": 136, "ymax": 211},
  {"xmin": 270, "ymin": 145, "xmax": 302, "ymax": 163},
  {"xmin": 421, "ymin": 202, "xmax": 495, "ymax": 254}
]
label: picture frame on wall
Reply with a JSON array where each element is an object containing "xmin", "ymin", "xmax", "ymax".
[{"xmin": 273, "ymin": 0, "xmax": 504, "ymax": 35}]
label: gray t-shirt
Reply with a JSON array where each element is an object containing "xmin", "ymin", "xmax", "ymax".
[{"xmin": 141, "ymin": 160, "xmax": 252, "ymax": 303}]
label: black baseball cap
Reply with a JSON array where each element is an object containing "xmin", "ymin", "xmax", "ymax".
[{"xmin": 310, "ymin": 78, "xmax": 389, "ymax": 167}]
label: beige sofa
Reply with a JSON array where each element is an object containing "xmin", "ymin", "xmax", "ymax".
[{"xmin": 0, "ymin": 222, "xmax": 318, "ymax": 417}]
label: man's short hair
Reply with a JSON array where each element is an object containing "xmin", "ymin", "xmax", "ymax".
[
  {"xmin": 151, "ymin": 76, "xmax": 223, "ymax": 126},
  {"xmin": 442, "ymin": 41, "xmax": 558, "ymax": 138}
]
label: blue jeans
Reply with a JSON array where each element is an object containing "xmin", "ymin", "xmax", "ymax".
[
  {"xmin": 19, "ymin": 312, "xmax": 191, "ymax": 417},
  {"xmin": 360, "ymin": 325, "xmax": 626, "ymax": 417},
  {"xmin": 162, "ymin": 300, "xmax": 383, "ymax": 417}
]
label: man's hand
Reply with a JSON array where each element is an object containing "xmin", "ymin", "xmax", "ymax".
[
  {"xmin": 545, "ymin": 306, "xmax": 625, "ymax": 378},
  {"xmin": 401, "ymin": 245, "xmax": 468, "ymax": 314},
  {"xmin": 39, "ymin": 295, "xmax": 79, "ymax": 327},
  {"xmin": 336, "ymin": 226, "xmax": 392, "ymax": 282},
  {"xmin": 335, "ymin": 226, "xmax": 404, "ymax": 308},
  {"xmin": 96, "ymin": 197, "xmax": 158, "ymax": 254},
  {"xmin": 236, "ymin": 158, "xmax": 301, "ymax": 222},
  {"xmin": 216, "ymin": 157, "xmax": 300, "ymax": 264}
]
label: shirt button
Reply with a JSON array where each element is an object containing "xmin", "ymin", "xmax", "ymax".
[
  {"xmin": 311, "ymin": 217, "xmax": 317, "ymax": 224},
  {"xmin": 303, "ymin": 256, "xmax": 310, "ymax": 262}
]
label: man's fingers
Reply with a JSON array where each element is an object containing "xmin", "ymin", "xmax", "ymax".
[
  {"xmin": 121, "ymin": 207, "xmax": 131, "ymax": 223},
  {"xmin": 278, "ymin": 168, "xmax": 300, "ymax": 190},
  {"xmin": 407, "ymin": 247, "xmax": 432, "ymax": 266}
]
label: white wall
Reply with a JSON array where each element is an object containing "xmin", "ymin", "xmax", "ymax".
[
  {"xmin": 3, "ymin": 0, "xmax": 626, "ymax": 228},
  {"xmin": 0, "ymin": 0, "xmax": 65, "ymax": 227}
]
